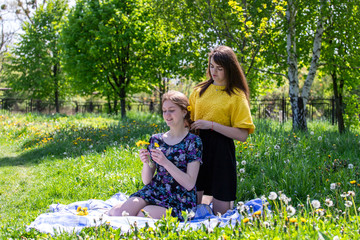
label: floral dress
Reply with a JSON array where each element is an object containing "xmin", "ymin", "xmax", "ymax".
[{"xmin": 130, "ymin": 132, "xmax": 202, "ymax": 220}]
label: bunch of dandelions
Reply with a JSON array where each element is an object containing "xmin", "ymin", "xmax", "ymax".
[{"xmin": 76, "ymin": 206, "xmax": 89, "ymax": 216}]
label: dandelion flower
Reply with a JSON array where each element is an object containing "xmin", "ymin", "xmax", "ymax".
[
  {"xmin": 289, "ymin": 218, "xmax": 297, "ymax": 223},
  {"xmin": 333, "ymin": 236, "xmax": 340, "ymax": 240},
  {"xmin": 348, "ymin": 164, "xmax": 354, "ymax": 169},
  {"xmin": 350, "ymin": 180, "xmax": 356, "ymax": 184},
  {"xmin": 325, "ymin": 198, "xmax": 334, "ymax": 207},
  {"xmin": 268, "ymin": 192, "xmax": 277, "ymax": 200},
  {"xmin": 310, "ymin": 131, "xmax": 314, "ymax": 135},
  {"xmin": 330, "ymin": 183, "xmax": 336, "ymax": 190},
  {"xmin": 311, "ymin": 200, "xmax": 321, "ymax": 209},
  {"xmin": 287, "ymin": 206, "xmax": 296, "ymax": 216},
  {"xmin": 253, "ymin": 210, "xmax": 261, "ymax": 216},
  {"xmin": 241, "ymin": 160, "xmax": 247, "ymax": 165},
  {"xmin": 274, "ymin": 145, "xmax": 280, "ymax": 150},
  {"xmin": 318, "ymin": 136, "xmax": 322, "ymax": 141},
  {"xmin": 340, "ymin": 192, "xmax": 348, "ymax": 198},
  {"xmin": 240, "ymin": 168, "xmax": 245, "ymax": 173},
  {"xmin": 345, "ymin": 201, "xmax": 352, "ymax": 207},
  {"xmin": 300, "ymin": 217, "xmax": 306, "ymax": 223},
  {"xmin": 348, "ymin": 191, "xmax": 356, "ymax": 197},
  {"xmin": 243, "ymin": 218, "xmax": 250, "ymax": 223}
]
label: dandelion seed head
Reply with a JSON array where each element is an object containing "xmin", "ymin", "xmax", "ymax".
[
  {"xmin": 318, "ymin": 136, "xmax": 322, "ymax": 141},
  {"xmin": 241, "ymin": 160, "xmax": 247, "ymax": 165},
  {"xmin": 310, "ymin": 131, "xmax": 314, "ymax": 135},
  {"xmin": 330, "ymin": 183, "xmax": 336, "ymax": 190},
  {"xmin": 348, "ymin": 164, "xmax": 354, "ymax": 169},
  {"xmin": 240, "ymin": 168, "xmax": 245, "ymax": 173},
  {"xmin": 347, "ymin": 191, "xmax": 355, "ymax": 197},
  {"xmin": 345, "ymin": 201, "xmax": 352, "ymax": 208},
  {"xmin": 311, "ymin": 200, "xmax": 321, "ymax": 209},
  {"xmin": 268, "ymin": 192, "xmax": 277, "ymax": 200},
  {"xmin": 286, "ymin": 205, "xmax": 296, "ymax": 216}
]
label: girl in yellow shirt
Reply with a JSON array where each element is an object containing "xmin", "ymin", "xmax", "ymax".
[{"xmin": 189, "ymin": 45, "xmax": 255, "ymax": 215}]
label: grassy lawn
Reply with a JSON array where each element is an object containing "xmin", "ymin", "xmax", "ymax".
[{"xmin": 0, "ymin": 112, "xmax": 359, "ymax": 239}]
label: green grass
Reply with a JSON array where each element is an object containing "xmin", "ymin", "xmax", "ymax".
[{"xmin": 0, "ymin": 112, "xmax": 359, "ymax": 239}]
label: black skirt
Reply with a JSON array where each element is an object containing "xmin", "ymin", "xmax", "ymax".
[{"xmin": 196, "ymin": 129, "xmax": 237, "ymax": 201}]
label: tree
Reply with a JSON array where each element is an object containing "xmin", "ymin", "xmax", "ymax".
[
  {"xmin": 320, "ymin": 0, "xmax": 360, "ymax": 133},
  {"xmin": 4, "ymin": 0, "xmax": 68, "ymax": 112},
  {"xmin": 61, "ymin": 0, "xmax": 167, "ymax": 118}
]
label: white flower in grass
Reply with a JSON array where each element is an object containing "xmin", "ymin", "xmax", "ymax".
[
  {"xmin": 330, "ymin": 183, "xmax": 336, "ymax": 190},
  {"xmin": 241, "ymin": 160, "xmax": 247, "ymax": 165},
  {"xmin": 268, "ymin": 192, "xmax": 278, "ymax": 201},
  {"xmin": 240, "ymin": 168, "xmax": 245, "ymax": 173},
  {"xmin": 274, "ymin": 145, "xmax": 280, "ymax": 150},
  {"xmin": 340, "ymin": 192, "xmax": 349, "ymax": 198},
  {"xmin": 348, "ymin": 191, "xmax": 356, "ymax": 197},
  {"xmin": 286, "ymin": 205, "xmax": 296, "ymax": 216},
  {"xmin": 318, "ymin": 136, "xmax": 322, "ymax": 141},
  {"xmin": 348, "ymin": 164, "xmax": 354, "ymax": 169},
  {"xmin": 263, "ymin": 221, "xmax": 270, "ymax": 228},
  {"xmin": 358, "ymin": 207, "xmax": 360, "ymax": 212},
  {"xmin": 325, "ymin": 198, "xmax": 334, "ymax": 207},
  {"xmin": 310, "ymin": 131, "xmax": 314, "ymax": 135},
  {"xmin": 311, "ymin": 200, "xmax": 321, "ymax": 209},
  {"xmin": 280, "ymin": 194, "xmax": 291, "ymax": 204},
  {"xmin": 240, "ymin": 178, "xmax": 245, "ymax": 182},
  {"xmin": 345, "ymin": 201, "xmax": 352, "ymax": 208},
  {"xmin": 122, "ymin": 211, "xmax": 129, "ymax": 216},
  {"xmin": 333, "ymin": 236, "xmax": 340, "ymax": 240},
  {"xmin": 261, "ymin": 195, "xmax": 267, "ymax": 202}
]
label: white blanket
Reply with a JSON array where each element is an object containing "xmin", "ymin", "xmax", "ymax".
[{"xmin": 27, "ymin": 192, "xmax": 265, "ymax": 235}]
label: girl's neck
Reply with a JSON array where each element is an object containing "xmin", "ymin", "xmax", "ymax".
[
  {"xmin": 167, "ymin": 126, "xmax": 189, "ymax": 138},
  {"xmin": 213, "ymin": 79, "xmax": 227, "ymax": 86}
]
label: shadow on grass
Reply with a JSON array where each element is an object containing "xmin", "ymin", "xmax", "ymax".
[{"xmin": 0, "ymin": 116, "xmax": 166, "ymax": 167}]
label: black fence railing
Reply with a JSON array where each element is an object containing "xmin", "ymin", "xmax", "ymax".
[{"xmin": 0, "ymin": 97, "xmax": 337, "ymax": 123}]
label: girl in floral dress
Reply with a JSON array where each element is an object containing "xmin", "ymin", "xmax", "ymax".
[{"xmin": 108, "ymin": 91, "xmax": 202, "ymax": 220}]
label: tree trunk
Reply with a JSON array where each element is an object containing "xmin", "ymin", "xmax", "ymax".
[
  {"xmin": 286, "ymin": 0, "xmax": 306, "ymax": 131},
  {"xmin": 331, "ymin": 70, "xmax": 345, "ymax": 133},
  {"xmin": 120, "ymin": 86, "xmax": 126, "ymax": 119},
  {"xmin": 286, "ymin": 0, "xmax": 325, "ymax": 131},
  {"xmin": 107, "ymin": 94, "xmax": 112, "ymax": 113},
  {"xmin": 53, "ymin": 63, "xmax": 60, "ymax": 113}
]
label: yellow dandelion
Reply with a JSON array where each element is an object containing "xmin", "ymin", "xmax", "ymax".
[
  {"xmin": 350, "ymin": 180, "xmax": 356, "ymax": 184},
  {"xmin": 253, "ymin": 210, "xmax": 261, "ymax": 216},
  {"xmin": 289, "ymin": 218, "xmax": 297, "ymax": 223},
  {"xmin": 77, "ymin": 206, "xmax": 81, "ymax": 212},
  {"xmin": 243, "ymin": 218, "xmax": 250, "ymax": 223},
  {"xmin": 300, "ymin": 218, "xmax": 306, "ymax": 223}
]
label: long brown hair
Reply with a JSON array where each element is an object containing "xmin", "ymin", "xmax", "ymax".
[
  {"xmin": 162, "ymin": 90, "xmax": 192, "ymax": 128},
  {"xmin": 196, "ymin": 46, "xmax": 250, "ymax": 102}
]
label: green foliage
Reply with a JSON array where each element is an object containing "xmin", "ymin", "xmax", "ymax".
[
  {"xmin": 4, "ymin": 0, "xmax": 69, "ymax": 103},
  {"xmin": 344, "ymin": 94, "xmax": 360, "ymax": 131},
  {"xmin": 0, "ymin": 113, "xmax": 360, "ymax": 238}
]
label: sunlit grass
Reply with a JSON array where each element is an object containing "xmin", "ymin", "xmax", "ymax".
[{"xmin": 0, "ymin": 112, "xmax": 359, "ymax": 239}]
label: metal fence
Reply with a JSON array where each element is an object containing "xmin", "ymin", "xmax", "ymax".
[{"xmin": 0, "ymin": 97, "xmax": 337, "ymax": 123}]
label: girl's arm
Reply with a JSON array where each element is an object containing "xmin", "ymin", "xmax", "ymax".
[
  {"xmin": 139, "ymin": 149, "xmax": 156, "ymax": 185},
  {"xmin": 191, "ymin": 120, "xmax": 249, "ymax": 142},
  {"xmin": 150, "ymin": 149, "xmax": 200, "ymax": 191}
]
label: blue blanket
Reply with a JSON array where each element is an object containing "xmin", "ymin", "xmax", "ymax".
[{"xmin": 27, "ymin": 193, "xmax": 266, "ymax": 235}]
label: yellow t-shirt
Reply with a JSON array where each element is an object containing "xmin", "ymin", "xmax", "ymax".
[{"xmin": 189, "ymin": 84, "xmax": 255, "ymax": 134}]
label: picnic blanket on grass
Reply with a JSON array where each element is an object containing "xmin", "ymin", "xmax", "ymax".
[{"xmin": 27, "ymin": 192, "xmax": 266, "ymax": 235}]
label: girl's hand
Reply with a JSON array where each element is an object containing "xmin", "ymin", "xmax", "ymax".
[
  {"xmin": 191, "ymin": 120, "xmax": 212, "ymax": 130},
  {"xmin": 150, "ymin": 149, "xmax": 169, "ymax": 167},
  {"xmin": 139, "ymin": 149, "xmax": 151, "ymax": 164}
]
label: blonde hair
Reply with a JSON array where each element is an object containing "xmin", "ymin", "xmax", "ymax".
[{"xmin": 162, "ymin": 90, "xmax": 192, "ymax": 128}]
